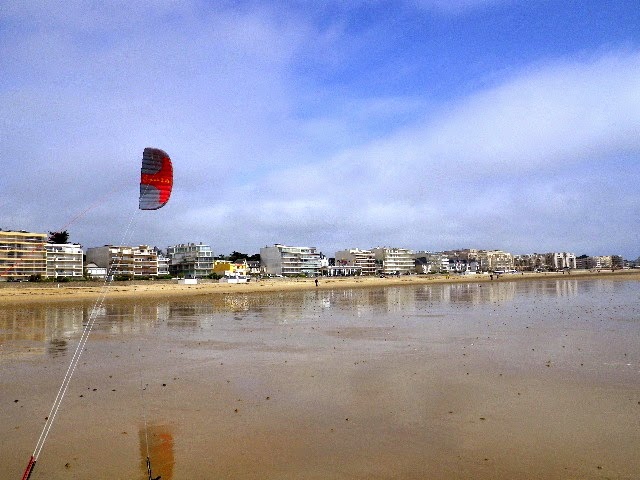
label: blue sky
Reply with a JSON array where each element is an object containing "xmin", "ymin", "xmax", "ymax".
[{"xmin": 1, "ymin": 0, "xmax": 639, "ymax": 258}]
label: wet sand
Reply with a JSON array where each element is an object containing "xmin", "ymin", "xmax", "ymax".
[{"xmin": 1, "ymin": 277, "xmax": 639, "ymax": 479}]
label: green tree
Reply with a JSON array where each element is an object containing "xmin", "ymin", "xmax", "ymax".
[
  {"xmin": 48, "ymin": 230, "xmax": 69, "ymax": 244},
  {"xmin": 229, "ymin": 251, "xmax": 249, "ymax": 262}
]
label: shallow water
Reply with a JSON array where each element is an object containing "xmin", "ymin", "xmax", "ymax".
[{"xmin": 1, "ymin": 278, "xmax": 639, "ymax": 479}]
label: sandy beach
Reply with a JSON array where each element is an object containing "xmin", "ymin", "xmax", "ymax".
[
  {"xmin": 1, "ymin": 269, "xmax": 638, "ymax": 304},
  {"xmin": 2, "ymin": 272, "xmax": 640, "ymax": 479}
]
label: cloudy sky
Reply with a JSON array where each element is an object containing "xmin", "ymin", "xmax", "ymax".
[{"xmin": 1, "ymin": 1, "xmax": 639, "ymax": 258}]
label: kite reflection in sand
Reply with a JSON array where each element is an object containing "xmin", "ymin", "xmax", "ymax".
[{"xmin": 139, "ymin": 423, "xmax": 174, "ymax": 480}]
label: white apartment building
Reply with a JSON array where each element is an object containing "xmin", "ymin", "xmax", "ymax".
[
  {"xmin": 166, "ymin": 243, "xmax": 213, "ymax": 278},
  {"xmin": 546, "ymin": 252, "xmax": 577, "ymax": 270},
  {"xmin": 371, "ymin": 247, "xmax": 415, "ymax": 275},
  {"xmin": 477, "ymin": 250, "xmax": 514, "ymax": 272},
  {"xmin": 86, "ymin": 245, "xmax": 159, "ymax": 278},
  {"xmin": 0, "ymin": 230, "xmax": 47, "ymax": 280},
  {"xmin": 590, "ymin": 255, "xmax": 614, "ymax": 269},
  {"xmin": 85, "ymin": 262, "xmax": 107, "ymax": 279},
  {"xmin": 45, "ymin": 243, "xmax": 84, "ymax": 278},
  {"xmin": 260, "ymin": 244, "xmax": 322, "ymax": 277},
  {"xmin": 334, "ymin": 248, "xmax": 376, "ymax": 275},
  {"xmin": 157, "ymin": 251, "xmax": 170, "ymax": 276},
  {"xmin": 133, "ymin": 245, "xmax": 159, "ymax": 277}
]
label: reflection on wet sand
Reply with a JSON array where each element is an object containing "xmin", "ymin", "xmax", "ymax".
[
  {"xmin": 139, "ymin": 424, "xmax": 174, "ymax": 480},
  {"xmin": 0, "ymin": 279, "xmax": 589, "ymax": 346},
  {"xmin": 46, "ymin": 338, "xmax": 67, "ymax": 357}
]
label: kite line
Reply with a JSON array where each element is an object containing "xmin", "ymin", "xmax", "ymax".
[{"xmin": 21, "ymin": 148, "xmax": 172, "ymax": 480}]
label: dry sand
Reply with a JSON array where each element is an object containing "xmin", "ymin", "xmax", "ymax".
[{"xmin": 0, "ymin": 269, "xmax": 638, "ymax": 304}]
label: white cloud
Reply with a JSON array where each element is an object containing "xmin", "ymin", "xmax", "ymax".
[
  {"xmin": 1, "ymin": 2, "xmax": 639, "ymax": 258},
  {"xmin": 237, "ymin": 50, "xmax": 640, "ymax": 254}
]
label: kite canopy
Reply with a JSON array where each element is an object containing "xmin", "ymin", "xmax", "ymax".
[{"xmin": 139, "ymin": 148, "xmax": 172, "ymax": 210}]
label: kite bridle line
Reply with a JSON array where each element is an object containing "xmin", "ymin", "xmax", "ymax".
[{"xmin": 59, "ymin": 181, "xmax": 130, "ymax": 232}]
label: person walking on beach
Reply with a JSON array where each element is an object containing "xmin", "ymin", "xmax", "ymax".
[{"xmin": 315, "ymin": 278, "xmax": 319, "ymax": 287}]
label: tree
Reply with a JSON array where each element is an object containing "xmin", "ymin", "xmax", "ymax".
[
  {"xmin": 229, "ymin": 251, "xmax": 249, "ymax": 262},
  {"xmin": 48, "ymin": 230, "xmax": 69, "ymax": 244}
]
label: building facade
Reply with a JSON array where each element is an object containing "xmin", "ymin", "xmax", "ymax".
[
  {"xmin": 86, "ymin": 245, "xmax": 159, "ymax": 278},
  {"xmin": 213, "ymin": 259, "xmax": 249, "ymax": 277},
  {"xmin": 371, "ymin": 247, "xmax": 415, "ymax": 275},
  {"xmin": 157, "ymin": 251, "xmax": 170, "ymax": 276},
  {"xmin": 260, "ymin": 244, "xmax": 322, "ymax": 277},
  {"xmin": 413, "ymin": 251, "xmax": 449, "ymax": 274},
  {"xmin": 513, "ymin": 253, "xmax": 545, "ymax": 271},
  {"xmin": 545, "ymin": 252, "xmax": 577, "ymax": 270},
  {"xmin": 86, "ymin": 245, "xmax": 134, "ymax": 277},
  {"xmin": 477, "ymin": 250, "xmax": 514, "ymax": 272},
  {"xmin": 166, "ymin": 243, "xmax": 214, "ymax": 278},
  {"xmin": 132, "ymin": 245, "xmax": 159, "ymax": 277},
  {"xmin": 45, "ymin": 243, "xmax": 84, "ymax": 279},
  {"xmin": 442, "ymin": 249, "xmax": 514, "ymax": 272},
  {"xmin": 0, "ymin": 230, "xmax": 47, "ymax": 280},
  {"xmin": 85, "ymin": 262, "xmax": 107, "ymax": 279},
  {"xmin": 514, "ymin": 252, "xmax": 577, "ymax": 271},
  {"xmin": 334, "ymin": 248, "xmax": 376, "ymax": 275}
]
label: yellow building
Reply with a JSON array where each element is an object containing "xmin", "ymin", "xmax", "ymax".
[
  {"xmin": 213, "ymin": 259, "xmax": 249, "ymax": 277},
  {"xmin": 0, "ymin": 230, "xmax": 47, "ymax": 280}
]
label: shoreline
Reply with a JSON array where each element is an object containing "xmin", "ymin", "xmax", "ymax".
[{"xmin": 0, "ymin": 269, "xmax": 638, "ymax": 304}]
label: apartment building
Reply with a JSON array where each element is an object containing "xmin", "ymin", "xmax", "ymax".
[
  {"xmin": 441, "ymin": 249, "xmax": 513, "ymax": 272},
  {"xmin": 545, "ymin": 252, "xmax": 577, "ymax": 270},
  {"xmin": 86, "ymin": 245, "xmax": 134, "ymax": 277},
  {"xmin": 260, "ymin": 244, "xmax": 322, "ymax": 277},
  {"xmin": 133, "ymin": 245, "xmax": 159, "ymax": 277},
  {"xmin": 514, "ymin": 253, "xmax": 545, "ymax": 271},
  {"xmin": 413, "ymin": 251, "xmax": 448, "ymax": 273},
  {"xmin": 477, "ymin": 250, "xmax": 514, "ymax": 272},
  {"xmin": 45, "ymin": 243, "xmax": 84, "ymax": 279},
  {"xmin": 514, "ymin": 252, "xmax": 577, "ymax": 271},
  {"xmin": 87, "ymin": 245, "xmax": 160, "ymax": 278},
  {"xmin": 371, "ymin": 247, "xmax": 415, "ymax": 275},
  {"xmin": 0, "ymin": 230, "xmax": 47, "ymax": 280},
  {"xmin": 157, "ymin": 250, "xmax": 170, "ymax": 276},
  {"xmin": 334, "ymin": 248, "xmax": 376, "ymax": 275},
  {"xmin": 611, "ymin": 255, "xmax": 624, "ymax": 269},
  {"xmin": 166, "ymin": 243, "xmax": 213, "ymax": 278}
]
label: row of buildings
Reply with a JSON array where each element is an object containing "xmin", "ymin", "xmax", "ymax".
[{"xmin": 0, "ymin": 230, "xmax": 629, "ymax": 281}]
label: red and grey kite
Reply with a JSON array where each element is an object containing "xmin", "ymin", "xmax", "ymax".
[{"xmin": 139, "ymin": 148, "xmax": 173, "ymax": 210}]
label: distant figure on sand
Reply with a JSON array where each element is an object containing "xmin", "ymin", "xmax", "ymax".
[{"xmin": 315, "ymin": 278, "xmax": 319, "ymax": 287}]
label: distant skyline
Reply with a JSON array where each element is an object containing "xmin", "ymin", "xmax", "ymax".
[{"xmin": 1, "ymin": 1, "xmax": 639, "ymax": 258}]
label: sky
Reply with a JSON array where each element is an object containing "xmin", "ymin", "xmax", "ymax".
[{"xmin": 1, "ymin": 0, "xmax": 639, "ymax": 259}]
